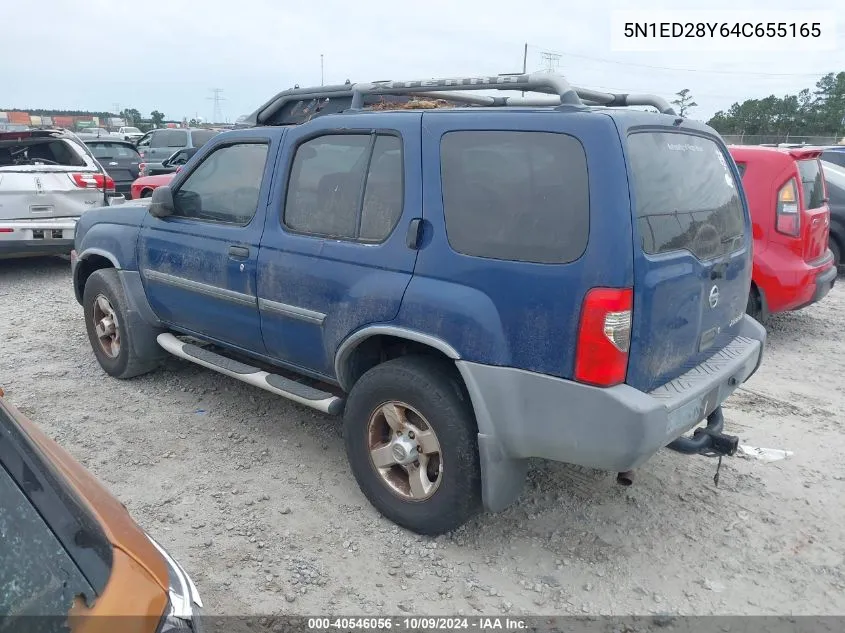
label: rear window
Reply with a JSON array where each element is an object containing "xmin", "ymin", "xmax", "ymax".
[
  {"xmin": 627, "ymin": 132, "xmax": 745, "ymax": 261},
  {"xmin": 797, "ymin": 159, "xmax": 825, "ymax": 209},
  {"xmin": 440, "ymin": 131, "xmax": 589, "ymax": 264},
  {"xmin": 0, "ymin": 138, "xmax": 88, "ymax": 168},
  {"xmin": 191, "ymin": 130, "xmax": 217, "ymax": 148},
  {"xmin": 87, "ymin": 142, "xmax": 140, "ymax": 160}
]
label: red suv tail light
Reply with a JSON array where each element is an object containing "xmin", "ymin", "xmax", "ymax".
[
  {"xmin": 70, "ymin": 173, "xmax": 115, "ymax": 191},
  {"xmin": 775, "ymin": 178, "xmax": 800, "ymax": 237},
  {"xmin": 574, "ymin": 288, "xmax": 633, "ymax": 387}
]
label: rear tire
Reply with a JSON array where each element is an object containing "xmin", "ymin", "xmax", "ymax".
[
  {"xmin": 140, "ymin": 189, "xmax": 153, "ymax": 198},
  {"xmin": 746, "ymin": 284, "xmax": 766, "ymax": 325},
  {"xmin": 83, "ymin": 269, "xmax": 163, "ymax": 379},
  {"xmin": 830, "ymin": 237, "xmax": 841, "ymax": 272},
  {"xmin": 343, "ymin": 356, "xmax": 481, "ymax": 535}
]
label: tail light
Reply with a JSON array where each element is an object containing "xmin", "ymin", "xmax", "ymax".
[
  {"xmin": 139, "ymin": 163, "xmax": 147, "ymax": 177},
  {"xmin": 70, "ymin": 173, "xmax": 115, "ymax": 191},
  {"xmin": 775, "ymin": 178, "xmax": 800, "ymax": 237},
  {"xmin": 574, "ymin": 288, "xmax": 633, "ymax": 387}
]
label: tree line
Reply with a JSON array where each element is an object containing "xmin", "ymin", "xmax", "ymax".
[{"xmin": 704, "ymin": 71, "xmax": 845, "ymax": 138}]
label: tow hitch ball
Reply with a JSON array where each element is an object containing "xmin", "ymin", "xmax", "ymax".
[{"xmin": 666, "ymin": 407, "xmax": 739, "ymax": 487}]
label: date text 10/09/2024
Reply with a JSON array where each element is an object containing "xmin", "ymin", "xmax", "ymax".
[{"xmin": 307, "ymin": 617, "xmax": 527, "ymax": 631}]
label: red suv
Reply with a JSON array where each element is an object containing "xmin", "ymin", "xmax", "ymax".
[{"xmin": 729, "ymin": 145, "xmax": 836, "ymax": 322}]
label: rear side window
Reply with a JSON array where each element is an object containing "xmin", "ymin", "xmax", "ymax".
[
  {"xmin": 797, "ymin": 159, "xmax": 825, "ymax": 209},
  {"xmin": 736, "ymin": 162, "xmax": 747, "ymax": 178},
  {"xmin": 284, "ymin": 133, "xmax": 404, "ymax": 242},
  {"xmin": 190, "ymin": 130, "xmax": 217, "ymax": 148},
  {"xmin": 152, "ymin": 130, "xmax": 188, "ymax": 148},
  {"xmin": 440, "ymin": 131, "xmax": 589, "ymax": 264},
  {"xmin": 627, "ymin": 132, "xmax": 745, "ymax": 261}
]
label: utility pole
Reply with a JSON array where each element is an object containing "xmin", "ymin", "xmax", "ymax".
[
  {"xmin": 207, "ymin": 88, "xmax": 226, "ymax": 124},
  {"xmin": 113, "ymin": 102, "xmax": 121, "ymax": 115},
  {"xmin": 540, "ymin": 51, "xmax": 561, "ymax": 73},
  {"xmin": 321, "ymin": 54, "xmax": 324, "ymax": 86}
]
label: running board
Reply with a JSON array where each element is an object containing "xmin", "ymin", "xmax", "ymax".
[{"xmin": 156, "ymin": 333, "xmax": 344, "ymax": 415}]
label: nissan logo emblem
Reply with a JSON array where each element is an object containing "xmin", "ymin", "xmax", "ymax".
[{"xmin": 708, "ymin": 285, "xmax": 720, "ymax": 309}]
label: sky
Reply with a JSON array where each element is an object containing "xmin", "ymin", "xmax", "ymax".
[{"xmin": 2, "ymin": 0, "xmax": 841, "ymax": 123}]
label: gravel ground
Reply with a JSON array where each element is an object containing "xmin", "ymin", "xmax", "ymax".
[{"xmin": 1, "ymin": 257, "xmax": 844, "ymax": 617}]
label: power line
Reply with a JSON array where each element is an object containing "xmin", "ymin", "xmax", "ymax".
[
  {"xmin": 526, "ymin": 44, "xmax": 828, "ymax": 78},
  {"xmin": 540, "ymin": 51, "xmax": 561, "ymax": 73},
  {"xmin": 207, "ymin": 88, "xmax": 226, "ymax": 124}
]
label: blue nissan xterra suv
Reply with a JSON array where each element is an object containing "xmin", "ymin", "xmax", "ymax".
[{"xmin": 71, "ymin": 73, "xmax": 766, "ymax": 535}]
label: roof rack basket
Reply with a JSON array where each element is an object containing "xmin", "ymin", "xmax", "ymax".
[{"xmin": 247, "ymin": 72, "xmax": 676, "ymax": 126}]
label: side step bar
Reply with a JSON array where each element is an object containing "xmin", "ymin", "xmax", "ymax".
[{"xmin": 156, "ymin": 333, "xmax": 344, "ymax": 415}]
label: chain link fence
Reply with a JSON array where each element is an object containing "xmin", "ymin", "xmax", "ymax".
[{"xmin": 722, "ymin": 134, "xmax": 844, "ymax": 146}]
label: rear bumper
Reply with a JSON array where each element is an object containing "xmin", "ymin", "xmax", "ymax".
[
  {"xmin": 0, "ymin": 218, "xmax": 77, "ymax": 257},
  {"xmin": 798, "ymin": 261, "xmax": 837, "ymax": 309},
  {"xmin": 755, "ymin": 249, "xmax": 835, "ymax": 314},
  {"xmin": 459, "ymin": 315, "xmax": 766, "ymax": 512}
]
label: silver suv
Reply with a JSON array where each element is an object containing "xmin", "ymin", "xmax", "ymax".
[{"xmin": 0, "ymin": 129, "xmax": 123, "ymax": 259}]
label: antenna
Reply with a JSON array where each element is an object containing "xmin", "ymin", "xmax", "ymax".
[
  {"xmin": 540, "ymin": 51, "xmax": 561, "ymax": 73},
  {"xmin": 321, "ymin": 54, "xmax": 324, "ymax": 86},
  {"xmin": 207, "ymin": 88, "xmax": 226, "ymax": 123}
]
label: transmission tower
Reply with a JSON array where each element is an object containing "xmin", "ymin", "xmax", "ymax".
[
  {"xmin": 540, "ymin": 52, "xmax": 561, "ymax": 73},
  {"xmin": 207, "ymin": 88, "xmax": 226, "ymax": 124}
]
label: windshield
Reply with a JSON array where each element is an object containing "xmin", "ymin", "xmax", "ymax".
[
  {"xmin": 627, "ymin": 132, "xmax": 745, "ymax": 261},
  {"xmin": 123, "ymin": 127, "xmax": 141, "ymax": 134}
]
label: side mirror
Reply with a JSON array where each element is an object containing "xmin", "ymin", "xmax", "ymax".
[{"xmin": 148, "ymin": 186, "xmax": 175, "ymax": 218}]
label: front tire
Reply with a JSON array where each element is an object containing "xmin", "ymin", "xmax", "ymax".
[
  {"xmin": 83, "ymin": 269, "xmax": 162, "ymax": 379},
  {"xmin": 343, "ymin": 356, "xmax": 481, "ymax": 535}
]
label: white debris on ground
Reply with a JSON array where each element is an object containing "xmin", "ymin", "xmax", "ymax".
[
  {"xmin": 738, "ymin": 445, "xmax": 794, "ymax": 462},
  {"xmin": 1, "ymin": 257, "xmax": 844, "ymax": 616}
]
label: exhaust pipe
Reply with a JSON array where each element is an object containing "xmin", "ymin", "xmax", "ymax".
[{"xmin": 616, "ymin": 471, "xmax": 634, "ymax": 486}]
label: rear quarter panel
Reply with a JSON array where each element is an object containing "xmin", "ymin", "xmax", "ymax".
[{"xmin": 404, "ymin": 110, "xmax": 633, "ymax": 378}]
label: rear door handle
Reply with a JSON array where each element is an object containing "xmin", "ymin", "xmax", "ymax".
[{"xmin": 229, "ymin": 245, "xmax": 249, "ymax": 259}]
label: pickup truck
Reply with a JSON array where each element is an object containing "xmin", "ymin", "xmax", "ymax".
[{"xmin": 71, "ymin": 72, "xmax": 765, "ymax": 535}]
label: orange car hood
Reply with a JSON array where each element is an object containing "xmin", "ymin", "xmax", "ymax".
[{"xmin": 1, "ymin": 397, "xmax": 170, "ymax": 593}]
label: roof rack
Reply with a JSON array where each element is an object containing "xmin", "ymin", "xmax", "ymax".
[{"xmin": 246, "ymin": 72, "xmax": 676, "ymax": 126}]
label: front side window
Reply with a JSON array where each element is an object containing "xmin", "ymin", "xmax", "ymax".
[
  {"xmin": 173, "ymin": 142, "xmax": 269, "ymax": 225},
  {"xmin": 284, "ymin": 133, "xmax": 404, "ymax": 242}
]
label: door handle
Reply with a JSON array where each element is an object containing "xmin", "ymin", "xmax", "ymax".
[{"xmin": 229, "ymin": 245, "xmax": 249, "ymax": 259}]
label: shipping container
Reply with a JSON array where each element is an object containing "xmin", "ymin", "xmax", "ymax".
[
  {"xmin": 8, "ymin": 111, "xmax": 31, "ymax": 125},
  {"xmin": 29, "ymin": 115, "xmax": 42, "ymax": 126},
  {"xmin": 0, "ymin": 112, "xmax": 8, "ymax": 122},
  {"xmin": 41, "ymin": 116, "xmax": 53, "ymax": 126},
  {"xmin": 53, "ymin": 115, "xmax": 74, "ymax": 127}
]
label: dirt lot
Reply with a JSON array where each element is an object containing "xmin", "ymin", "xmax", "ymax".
[{"xmin": 1, "ymin": 257, "xmax": 844, "ymax": 617}]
